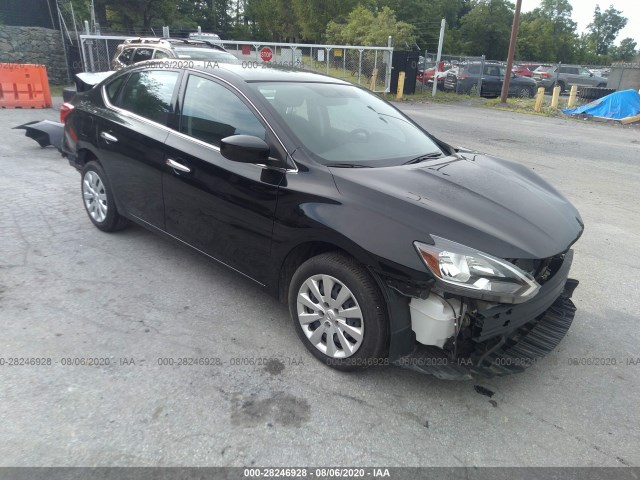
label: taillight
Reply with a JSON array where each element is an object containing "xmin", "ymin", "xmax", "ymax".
[
  {"xmin": 60, "ymin": 102, "xmax": 75, "ymax": 123},
  {"xmin": 540, "ymin": 72, "xmax": 552, "ymax": 78}
]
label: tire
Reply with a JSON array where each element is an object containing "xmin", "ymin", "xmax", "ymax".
[
  {"xmin": 556, "ymin": 81, "xmax": 565, "ymax": 93},
  {"xmin": 517, "ymin": 86, "xmax": 534, "ymax": 98},
  {"xmin": 81, "ymin": 161, "xmax": 129, "ymax": 232},
  {"xmin": 288, "ymin": 252, "xmax": 389, "ymax": 371}
]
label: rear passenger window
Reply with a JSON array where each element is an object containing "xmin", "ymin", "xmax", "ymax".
[
  {"xmin": 179, "ymin": 75, "xmax": 265, "ymax": 146},
  {"xmin": 132, "ymin": 48, "xmax": 153, "ymax": 63},
  {"xmin": 118, "ymin": 48, "xmax": 134, "ymax": 65},
  {"xmin": 117, "ymin": 70, "xmax": 179, "ymax": 125},
  {"xmin": 154, "ymin": 50, "xmax": 170, "ymax": 59}
]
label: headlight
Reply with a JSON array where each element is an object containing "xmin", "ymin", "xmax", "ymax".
[{"xmin": 414, "ymin": 236, "xmax": 540, "ymax": 304}]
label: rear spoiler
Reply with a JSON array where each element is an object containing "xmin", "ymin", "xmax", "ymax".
[{"xmin": 75, "ymin": 71, "xmax": 116, "ymax": 92}]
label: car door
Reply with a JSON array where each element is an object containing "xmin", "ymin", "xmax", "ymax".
[
  {"xmin": 162, "ymin": 73, "xmax": 286, "ymax": 284},
  {"xmin": 482, "ymin": 65, "xmax": 501, "ymax": 95},
  {"xmin": 96, "ymin": 69, "xmax": 181, "ymax": 228},
  {"xmin": 578, "ymin": 67, "xmax": 597, "ymax": 86}
]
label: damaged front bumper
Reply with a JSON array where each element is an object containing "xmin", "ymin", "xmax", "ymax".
[
  {"xmin": 13, "ymin": 120, "xmax": 64, "ymax": 150},
  {"xmin": 394, "ymin": 250, "xmax": 578, "ymax": 379}
]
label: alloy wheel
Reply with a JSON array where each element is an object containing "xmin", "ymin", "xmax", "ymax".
[
  {"xmin": 83, "ymin": 170, "xmax": 108, "ymax": 223},
  {"xmin": 296, "ymin": 274, "xmax": 364, "ymax": 358}
]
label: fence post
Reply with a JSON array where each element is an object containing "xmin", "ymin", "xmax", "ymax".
[
  {"xmin": 358, "ymin": 50, "xmax": 363, "ymax": 85},
  {"xmin": 84, "ymin": 21, "xmax": 95, "ymax": 72},
  {"xmin": 326, "ymin": 48, "xmax": 331, "ymax": 75}
]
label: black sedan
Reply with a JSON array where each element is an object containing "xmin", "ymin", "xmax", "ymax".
[
  {"xmin": 61, "ymin": 62, "xmax": 582, "ymax": 378},
  {"xmin": 444, "ymin": 62, "xmax": 538, "ymax": 98}
]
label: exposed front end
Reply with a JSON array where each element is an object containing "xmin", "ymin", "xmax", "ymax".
[{"xmin": 396, "ymin": 243, "xmax": 579, "ymax": 379}]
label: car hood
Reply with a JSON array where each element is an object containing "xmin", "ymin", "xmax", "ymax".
[{"xmin": 330, "ymin": 153, "xmax": 583, "ymax": 259}]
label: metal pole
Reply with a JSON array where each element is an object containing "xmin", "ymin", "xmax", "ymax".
[
  {"xmin": 500, "ymin": 0, "xmax": 522, "ymax": 103},
  {"xmin": 84, "ymin": 20, "xmax": 95, "ymax": 72},
  {"xmin": 421, "ymin": 49, "xmax": 427, "ymax": 92},
  {"xmin": 477, "ymin": 55, "xmax": 485, "ymax": 95},
  {"xmin": 432, "ymin": 19, "xmax": 445, "ymax": 98}
]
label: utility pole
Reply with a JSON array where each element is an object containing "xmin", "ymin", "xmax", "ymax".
[
  {"xmin": 432, "ymin": 19, "xmax": 446, "ymax": 98},
  {"xmin": 500, "ymin": 0, "xmax": 522, "ymax": 104}
]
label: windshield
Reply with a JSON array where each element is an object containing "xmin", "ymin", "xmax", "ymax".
[
  {"xmin": 174, "ymin": 48, "xmax": 239, "ymax": 63},
  {"xmin": 253, "ymin": 82, "xmax": 442, "ymax": 167}
]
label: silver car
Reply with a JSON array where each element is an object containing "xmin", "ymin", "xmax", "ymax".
[{"xmin": 533, "ymin": 65, "xmax": 607, "ymax": 92}]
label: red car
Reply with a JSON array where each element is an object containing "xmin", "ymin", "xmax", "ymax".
[
  {"xmin": 417, "ymin": 62, "xmax": 451, "ymax": 84},
  {"xmin": 512, "ymin": 63, "xmax": 544, "ymax": 77}
]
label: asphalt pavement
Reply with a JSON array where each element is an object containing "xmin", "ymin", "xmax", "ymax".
[{"xmin": 0, "ymin": 98, "xmax": 638, "ymax": 467}]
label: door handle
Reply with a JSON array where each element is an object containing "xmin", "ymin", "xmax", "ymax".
[
  {"xmin": 166, "ymin": 158, "xmax": 191, "ymax": 173},
  {"xmin": 100, "ymin": 131, "xmax": 118, "ymax": 143}
]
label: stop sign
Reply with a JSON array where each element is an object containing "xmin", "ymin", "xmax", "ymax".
[{"xmin": 260, "ymin": 47, "xmax": 273, "ymax": 62}]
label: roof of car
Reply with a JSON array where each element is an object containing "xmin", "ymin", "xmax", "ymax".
[
  {"xmin": 121, "ymin": 37, "xmax": 227, "ymax": 51},
  {"xmin": 126, "ymin": 61, "xmax": 353, "ymax": 84}
]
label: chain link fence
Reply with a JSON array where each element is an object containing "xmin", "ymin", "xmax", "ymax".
[
  {"xmin": 415, "ymin": 53, "xmax": 486, "ymax": 96},
  {"xmin": 78, "ymin": 34, "xmax": 394, "ymax": 93}
]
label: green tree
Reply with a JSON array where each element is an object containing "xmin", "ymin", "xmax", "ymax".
[
  {"xmin": 325, "ymin": 6, "xmax": 415, "ymax": 47},
  {"xmin": 292, "ymin": 0, "xmax": 357, "ymax": 42},
  {"xmin": 458, "ymin": 0, "xmax": 514, "ymax": 59},
  {"xmin": 611, "ymin": 38, "xmax": 637, "ymax": 62},
  {"xmin": 516, "ymin": 0, "xmax": 577, "ymax": 62},
  {"xmin": 588, "ymin": 4, "xmax": 627, "ymax": 55},
  {"xmin": 245, "ymin": 0, "xmax": 299, "ymax": 41}
]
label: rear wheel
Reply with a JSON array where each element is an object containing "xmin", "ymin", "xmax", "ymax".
[
  {"xmin": 556, "ymin": 81, "xmax": 565, "ymax": 93},
  {"xmin": 288, "ymin": 252, "xmax": 389, "ymax": 370},
  {"xmin": 81, "ymin": 161, "xmax": 129, "ymax": 232},
  {"xmin": 517, "ymin": 86, "xmax": 534, "ymax": 98}
]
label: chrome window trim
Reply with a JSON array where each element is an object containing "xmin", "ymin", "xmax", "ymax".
[{"xmin": 101, "ymin": 66, "xmax": 298, "ymax": 173}]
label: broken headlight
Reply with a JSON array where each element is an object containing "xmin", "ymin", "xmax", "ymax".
[{"xmin": 414, "ymin": 236, "xmax": 540, "ymax": 304}]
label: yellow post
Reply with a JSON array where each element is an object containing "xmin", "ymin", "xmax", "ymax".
[
  {"xmin": 534, "ymin": 87, "xmax": 545, "ymax": 112},
  {"xmin": 396, "ymin": 71, "xmax": 406, "ymax": 99},
  {"xmin": 369, "ymin": 68, "xmax": 378, "ymax": 91},
  {"xmin": 551, "ymin": 86, "xmax": 560, "ymax": 109},
  {"xmin": 568, "ymin": 85, "xmax": 578, "ymax": 108}
]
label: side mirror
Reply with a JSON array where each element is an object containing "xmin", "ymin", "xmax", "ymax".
[{"xmin": 220, "ymin": 135, "xmax": 270, "ymax": 163}]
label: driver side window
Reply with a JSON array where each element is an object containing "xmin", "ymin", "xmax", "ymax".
[{"xmin": 179, "ymin": 75, "xmax": 266, "ymax": 147}]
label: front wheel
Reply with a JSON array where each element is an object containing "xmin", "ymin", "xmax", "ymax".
[
  {"xmin": 81, "ymin": 161, "xmax": 129, "ymax": 232},
  {"xmin": 288, "ymin": 252, "xmax": 389, "ymax": 370}
]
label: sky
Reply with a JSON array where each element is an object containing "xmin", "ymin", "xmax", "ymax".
[{"xmin": 522, "ymin": 0, "xmax": 640, "ymax": 46}]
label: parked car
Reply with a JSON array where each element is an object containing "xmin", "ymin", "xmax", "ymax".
[
  {"xmin": 188, "ymin": 32, "xmax": 223, "ymax": 45},
  {"xmin": 59, "ymin": 62, "xmax": 582, "ymax": 378},
  {"xmin": 427, "ymin": 70, "xmax": 449, "ymax": 90},
  {"xmin": 417, "ymin": 62, "xmax": 451, "ymax": 85},
  {"xmin": 110, "ymin": 37, "xmax": 238, "ymax": 70},
  {"xmin": 533, "ymin": 65, "xmax": 607, "ymax": 92},
  {"xmin": 444, "ymin": 62, "xmax": 538, "ymax": 98},
  {"xmin": 512, "ymin": 63, "xmax": 545, "ymax": 77}
]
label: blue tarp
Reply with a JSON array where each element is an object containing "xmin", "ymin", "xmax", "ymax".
[{"xmin": 563, "ymin": 89, "xmax": 640, "ymax": 119}]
